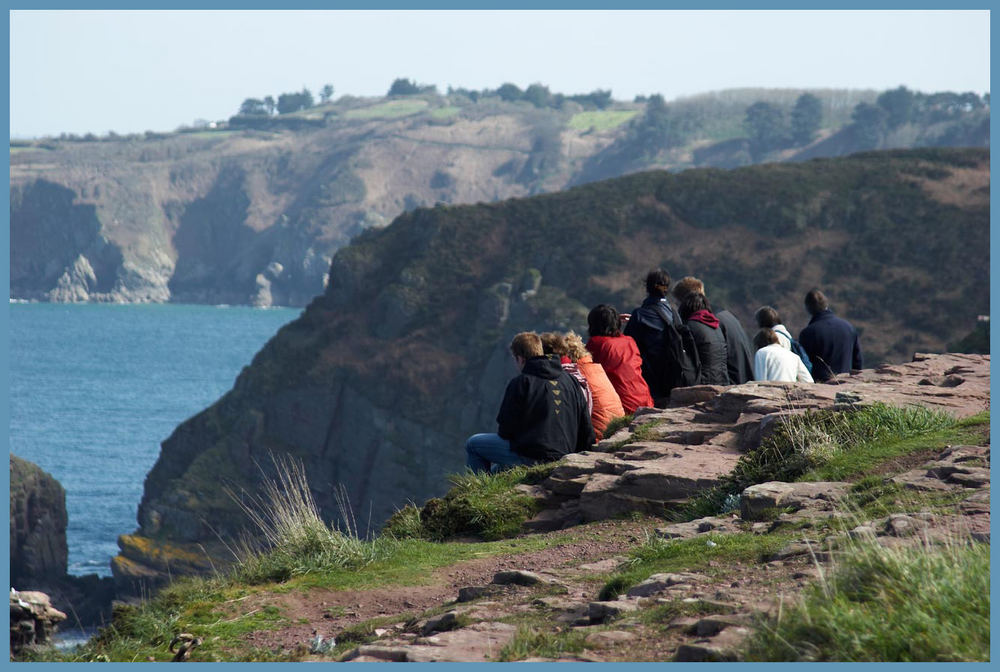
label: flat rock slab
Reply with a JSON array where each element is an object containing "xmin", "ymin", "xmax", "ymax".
[{"xmin": 674, "ymin": 626, "xmax": 752, "ymax": 662}]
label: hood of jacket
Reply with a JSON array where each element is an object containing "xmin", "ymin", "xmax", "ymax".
[
  {"xmin": 521, "ymin": 355, "xmax": 564, "ymax": 379},
  {"xmin": 687, "ymin": 309, "xmax": 720, "ymax": 329}
]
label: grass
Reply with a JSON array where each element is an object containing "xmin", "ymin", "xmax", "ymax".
[
  {"xmin": 743, "ymin": 536, "xmax": 990, "ymax": 661},
  {"xmin": 601, "ymin": 414, "xmax": 634, "ymax": 439},
  {"xmin": 385, "ymin": 463, "xmax": 558, "ymax": 541},
  {"xmin": 568, "ymin": 110, "xmax": 639, "ymax": 132},
  {"xmin": 602, "ymin": 417, "xmax": 665, "ymax": 451},
  {"xmin": 229, "ymin": 455, "xmax": 388, "ymax": 584},
  {"xmin": 597, "ymin": 531, "xmax": 797, "ymax": 601},
  {"xmin": 496, "ymin": 621, "xmax": 589, "ymax": 661},
  {"xmin": 430, "ymin": 106, "xmax": 462, "ymax": 119},
  {"xmin": 677, "ymin": 403, "xmax": 964, "ymax": 520},
  {"xmin": 343, "ymin": 100, "xmax": 429, "ymax": 120}
]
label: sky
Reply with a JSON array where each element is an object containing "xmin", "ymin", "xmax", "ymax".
[{"xmin": 9, "ymin": 9, "xmax": 991, "ymax": 139}]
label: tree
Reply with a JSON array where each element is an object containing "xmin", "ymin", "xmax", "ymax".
[
  {"xmin": 239, "ymin": 98, "xmax": 267, "ymax": 115},
  {"xmin": 497, "ymin": 82, "xmax": 523, "ymax": 102},
  {"xmin": 263, "ymin": 96, "xmax": 276, "ymax": 116},
  {"xmin": 320, "ymin": 84, "xmax": 334, "ymax": 104},
  {"xmin": 851, "ymin": 102, "xmax": 888, "ymax": 149},
  {"xmin": 388, "ymin": 78, "xmax": 421, "ymax": 96},
  {"xmin": 523, "ymin": 83, "xmax": 552, "ymax": 108},
  {"xmin": 276, "ymin": 88, "xmax": 314, "ymax": 114},
  {"xmin": 744, "ymin": 101, "xmax": 789, "ymax": 157},
  {"xmin": 790, "ymin": 93, "xmax": 822, "ymax": 145},
  {"xmin": 876, "ymin": 86, "xmax": 915, "ymax": 128}
]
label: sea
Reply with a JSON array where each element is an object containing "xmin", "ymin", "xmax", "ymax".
[{"xmin": 9, "ymin": 302, "xmax": 300, "ymax": 578}]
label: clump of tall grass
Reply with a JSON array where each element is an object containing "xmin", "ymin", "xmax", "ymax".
[
  {"xmin": 677, "ymin": 403, "xmax": 955, "ymax": 520},
  {"xmin": 385, "ymin": 463, "xmax": 556, "ymax": 542},
  {"xmin": 228, "ymin": 455, "xmax": 390, "ymax": 584},
  {"xmin": 744, "ymin": 532, "xmax": 989, "ymax": 661}
]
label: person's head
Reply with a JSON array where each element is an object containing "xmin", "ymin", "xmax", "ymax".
[
  {"xmin": 645, "ymin": 269, "xmax": 671, "ymax": 298},
  {"xmin": 540, "ymin": 331, "xmax": 569, "ymax": 357},
  {"xmin": 672, "ymin": 276, "xmax": 705, "ymax": 303},
  {"xmin": 753, "ymin": 328, "xmax": 780, "ymax": 350},
  {"xmin": 755, "ymin": 305, "xmax": 781, "ymax": 329},
  {"xmin": 804, "ymin": 288, "xmax": 829, "ymax": 316},
  {"xmin": 562, "ymin": 331, "xmax": 588, "ymax": 361},
  {"xmin": 510, "ymin": 332, "xmax": 544, "ymax": 368},
  {"xmin": 588, "ymin": 304, "xmax": 622, "ymax": 337},
  {"xmin": 678, "ymin": 292, "xmax": 711, "ymax": 321}
]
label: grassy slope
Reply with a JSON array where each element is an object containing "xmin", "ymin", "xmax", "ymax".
[{"xmin": 34, "ymin": 410, "xmax": 988, "ymax": 662}]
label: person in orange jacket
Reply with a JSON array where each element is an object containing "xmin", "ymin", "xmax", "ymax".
[
  {"xmin": 563, "ymin": 331, "xmax": 626, "ymax": 441},
  {"xmin": 585, "ymin": 304, "xmax": 654, "ymax": 415}
]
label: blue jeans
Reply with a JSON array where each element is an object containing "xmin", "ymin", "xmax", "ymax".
[{"xmin": 465, "ymin": 433, "xmax": 537, "ymax": 474}]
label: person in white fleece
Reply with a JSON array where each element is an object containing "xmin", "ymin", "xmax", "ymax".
[
  {"xmin": 753, "ymin": 328, "xmax": 813, "ymax": 383},
  {"xmin": 754, "ymin": 305, "xmax": 793, "ymax": 350}
]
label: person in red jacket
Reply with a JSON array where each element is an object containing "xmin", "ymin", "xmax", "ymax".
[
  {"xmin": 564, "ymin": 331, "xmax": 625, "ymax": 441},
  {"xmin": 585, "ymin": 304, "xmax": 654, "ymax": 414}
]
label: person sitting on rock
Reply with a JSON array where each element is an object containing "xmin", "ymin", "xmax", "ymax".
[
  {"xmin": 799, "ymin": 288, "xmax": 863, "ymax": 382},
  {"xmin": 754, "ymin": 305, "xmax": 793, "ymax": 350},
  {"xmin": 586, "ymin": 304, "xmax": 654, "ymax": 414},
  {"xmin": 753, "ymin": 328, "xmax": 814, "ymax": 383},
  {"xmin": 541, "ymin": 331, "xmax": 593, "ymax": 418},
  {"xmin": 465, "ymin": 331, "xmax": 594, "ymax": 474},
  {"xmin": 622, "ymin": 268, "xmax": 682, "ymax": 406},
  {"xmin": 673, "ymin": 276, "xmax": 755, "ymax": 385},
  {"xmin": 563, "ymin": 330, "xmax": 625, "ymax": 442},
  {"xmin": 678, "ymin": 292, "xmax": 730, "ymax": 385}
]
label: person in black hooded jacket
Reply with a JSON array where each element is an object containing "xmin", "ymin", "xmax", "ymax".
[
  {"xmin": 678, "ymin": 292, "xmax": 730, "ymax": 385},
  {"xmin": 465, "ymin": 332, "xmax": 594, "ymax": 474}
]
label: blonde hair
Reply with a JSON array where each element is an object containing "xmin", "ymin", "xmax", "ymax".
[
  {"xmin": 540, "ymin": 331, "xmax": 569, "ymax": 357},
  {"xmin": 672, "ymin": 276, "xmax": 705, "ymax": 302},
  {"xmin": 510, "ymin": 332, "xmax": 544, "ymax": 359},
  {"xmin": 562, "ymin": 331, "xmax": 588, "ymax": 361}
]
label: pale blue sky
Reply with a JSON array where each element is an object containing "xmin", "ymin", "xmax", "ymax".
[{"xmin": 9, "ymin": 9, "xmax": 991, "ymax": 139}]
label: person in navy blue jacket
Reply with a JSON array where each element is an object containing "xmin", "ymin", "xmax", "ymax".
[{"xmin": 798, "ymin": 289, "xmax": 863, "ymax": 382}]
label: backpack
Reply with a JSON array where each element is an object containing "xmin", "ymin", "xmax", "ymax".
[
  {"xmin": 774, "ymin": 326, "xmax": 813, "ymax": 374},
  {"xmin": 653, "ymin": 303, "xmax": 701, "ymax": 389}
]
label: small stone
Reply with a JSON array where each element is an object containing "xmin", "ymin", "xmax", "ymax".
[
  {"xmin": 587, "ymin": 600, "xmax": 639, "ymax": 623},
  {"xmin": 457, "ymin": 586, "xmax": 490, "ymax": 602},
  {"xmin": 421, "ymin": 611, "xmax": 458, "ymax": 636},
  {"xmin": 492, "ymin": 570, "xmax": 543, "ymax": 586}
]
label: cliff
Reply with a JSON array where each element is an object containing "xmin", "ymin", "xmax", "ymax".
[
  {"xmin": 11, "ymin": 89, "xmax": 988, "ymax": 306},
  {"xmin": 9, "ymin": 455, "xmax": 116, "ymax": 627},
  {"xmin": 10, "ymin": 455, "xmax": 69, "ymax": 586},
  {"xmin": 109, "ymin": 147, "xmax": 990, "ymax": 592},
  {"xmin": 62, "ymin": 352, "xmax": 989, "ymax": 662}
]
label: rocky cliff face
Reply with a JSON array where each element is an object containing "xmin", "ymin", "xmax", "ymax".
[
  {"xmin": 11, "ymin": 91, "xmax": 988, "ymax": 307},
  {"xmin": 111, "ymin": 148, "xmax": 989, "ymax": 592},
  {"xmin": 9, "ymin": 455, "xmax": 116, "ymax": 626},
  {"xmin": 10, "ymin": 455, "xmax": 69, "ymax": 586}
]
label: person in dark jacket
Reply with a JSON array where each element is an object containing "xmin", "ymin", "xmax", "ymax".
[
  {"xmin": 623, "ymin": 269, "xmax": 681, "ymax": 406},
  {"xmin": 673, "ymin": 276, "xmax": 754, "ymax": 384},
  {"xmin": 798, "ymin": 288, "xmax": 863, "ymax": 382},
  {"xmin": 465, "ymin": 331, "xmax": 594, "ymax": 474},
  {"xmin": 678, "ymin": 292, "xmax": 730, "ymax": 385}
]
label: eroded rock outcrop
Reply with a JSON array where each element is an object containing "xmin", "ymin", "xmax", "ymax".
[
  {"xmin": 10, "ymin": 455, "xmax": 69, "ymax": 586},
  {"xmin": 9, "ymin": 455, "xmax": 116, "ymax": 627}
]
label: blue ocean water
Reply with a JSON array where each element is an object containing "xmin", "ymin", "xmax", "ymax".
[{"xmin": 9, "ymin": 303, "xmax": 300, "ymax": 577}]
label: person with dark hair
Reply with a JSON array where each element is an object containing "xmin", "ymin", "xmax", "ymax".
[
  {"xmin": 753, "ymin": 328, "xmax": 813, "ymax": 383},
  {"xmin": 465, "ymin": 332, "xmax": 594, "ymax": 474},
  {"xmin": 754, "ymin": 305, "xmax": 793, "ymax": 350},
  {"xmin": 622, "ymin": 269, "xmax": 684, "ymax": 405},
  {"xmin": 678, "ymin": 293, "xmax": 729, "ymax": 385},
  {"xmin": 586, "ymin": 304, "xmax": 654, "ymax": 414},
  {"xmin": 673, "ymin": 277, "xmax": 754, "ymax": 385},
  {"xmin": 798, "ymin": 288, "xmax": 863, "ymax": 382}
]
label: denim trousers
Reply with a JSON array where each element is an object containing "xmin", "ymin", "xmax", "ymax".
[{"xmin": 465, "ymin": 433, "xmax": 536, "ymax": 474}]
